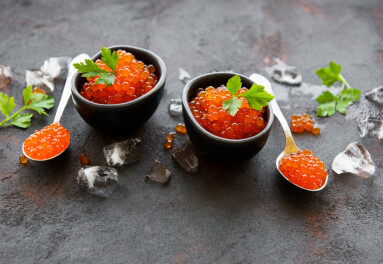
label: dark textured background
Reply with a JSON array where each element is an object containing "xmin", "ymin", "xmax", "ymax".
[{"xmin": 1, "ymin": 0, "xmax": 383, "ymax": 263}]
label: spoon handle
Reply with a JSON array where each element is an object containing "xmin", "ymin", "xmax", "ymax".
[
  {"xmin": 53, "ymin": 54, "xmax": 90, "ymax": 123},
  {"xmin": 249, "ymin": 73, "xmax": 299, "ymax": 154}
]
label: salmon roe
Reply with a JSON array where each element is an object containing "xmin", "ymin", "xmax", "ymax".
[
  {"xmin": 23, "ymin": 123, "xmax": 70, "ymax": 160},
  {"xmin": 189, "ymin": 85, "xmax": 266, "ymax": 139},
  {"xmin": 80, "ymin": 50, "xmax": 158, "ymax": 104},
  {"xmin": 278, "ymin": 149, "xmax": 327, "ymax": 190},
  {"xmin": 291, "ymin": 114, "xmax": 320, "ymax": 135}
]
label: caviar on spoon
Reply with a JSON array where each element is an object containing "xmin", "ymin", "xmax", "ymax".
[
  {"xmin": 22, "ymin": 54, "xmax": 90, "ymax": 161},
  {"xmin": 249, "ymin": 73, "xmax": 328, "ymax": 191}
]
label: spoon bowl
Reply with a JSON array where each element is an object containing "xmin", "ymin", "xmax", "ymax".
[
  {"xmin": 22, "ymin": 134, "xmax": 70, "ymax": 161},
  {"xmin": 275, "ymin": 151, "xmax": 328, "ymax": 192},
  {"xmin": 22, "ymin": 54, "xmax": 90, "ymax": 161},
  {"xmin": 249, "ymin": 73, "xmax": 328, "ymax": 191}
]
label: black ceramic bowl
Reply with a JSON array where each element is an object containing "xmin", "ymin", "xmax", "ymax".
[
  {"xmin": 182, "ymin": 72, "xmax": 274, "ymax": 161},
  {"xmin": 71, "ymin": 45, "xmax": 166, "ymax": 134}
]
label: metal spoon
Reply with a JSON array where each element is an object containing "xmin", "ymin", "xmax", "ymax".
[
  {"xmin": 249, "ymin": 73, "xmax": 328, "ymax": 191},
  {"xmin": 22, "ymin": 54, "xmax": 90, "ymax": 161}
]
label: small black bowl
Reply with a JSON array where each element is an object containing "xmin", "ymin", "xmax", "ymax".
[
  {"xmin": 182, "ymin": 72, "xmax": 274, "ymax": 161},
  {"xmin": 71, "ymin": 45, "xmax": 166, "ymax": 134}
]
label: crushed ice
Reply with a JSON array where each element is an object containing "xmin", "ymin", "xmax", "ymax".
[
  {"xmin": 0, "ymin": 64, "xmax": 12, "ymax": 89},
  {"xmin": 77, "ymin": 166, "xmax": 118, "ymax": 197},
  {"xmin": 169, "ymin": 98, "xmax": 182, "ymax": 116},
  {"xmin": 178, "ymin": 68, "xmax": 191, "ymax": 84},
  {"xmin": 103, "ymin": 137, "xmax": 141, "ymax": 167},
  {"xmin": 172, "ymin": 141, "xmax": 199, "ymax": 173},
  {"xmin": 265, "ymin": 58, "xmax": 302, "ymax": 86},
  {"xmin": 26, "ymin": 56, "xmax": 71, "ymax": 93},
  {"xmin": 332, "ymin": 141, "xmax": 375, "ymax": 178},
  {"xmin": 365, "ymin": 86, "xmax": 383, "ymax": 105},
  {"xmin": 357, "ymin": 117, "xmax": 383, "ymax": 140},
  {"xmin": 146, "ymin": 160, "xmax": 171, "ymax": 183}
]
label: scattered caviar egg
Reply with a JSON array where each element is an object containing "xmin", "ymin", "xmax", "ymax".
[
  {"xmin": 189, "ymin": 85, "xmax": 266, "ymax": 139},
  {"xmin": 23, "ymin": 123, "xmax": 70, "ymax": 160},
  {"xmin": 291, "ymin": 114, "xmax": 320, "ymax": 135},
  {"xmin": 33, "ymin": 87, "xmax": 46, "ymax": 94},
  {"xmin": 176, "ymin": 123, "xmax": 187, "ymax": 135},
  {"xmin": 312, "ymin": 127, "xmax": 320, "ymax": 135},
  {"xmin": 278, "ymin": 149, "xmax": 327, "ymax": 190},
  {"xmin": 164, "ymin": 132, "xmax": 176, "ymax": 149},
  {"xmin": 19, "ymin": 155, "xmax": 28, "ymax": 165},
  {"xmin": 80, "ymin": 50, "xmax": 158, "ymax": 104},
  {"xmin": 79, "ymin": 154, "xmax": 90, "ymax": 165},
  {"xmin": 166, "ymin": 132, "xmax": 175, "ymax": 141},
  {"xmin": 164, "ymin": 140, "xmax": 173, "ymax": 150}
]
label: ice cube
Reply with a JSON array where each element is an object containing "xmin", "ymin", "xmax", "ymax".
[
  {"xmin": 178, "ymin": 68, "xmax": 191, "ymax": 84},
  {"xmin": 77, "ymin": 166, "xmax": 118, "ymax": 197},
  {"xmin": 40, "ymin": 57, "xmax": 71, "ymax": 79},
  {"xmin": 169, "ymin": 98, "xmax": 182, "ymax": 116},
  {"xmin": 25, "ymin": 69, "xmax": 54, "ymax": 93},
  {"xmin": 103, "ymin": 137, "xmax": 141, "ymax": 167},
  {"xmin": 266, "ymin": 58, "xmax": 302, "ymax": 86},
  {"xmin": 365, "ymin": 86, "xmax": 383, "ymax": 105},
  {"xmin": 0, "ymin": 65, "xmax": 12, "ymax": 89},
  {"xmin": 25, "ymin": 56, "xmax": 71, "ymax": 93},
  {"xmin": 357, "ymin": 117, "xmax": 383, "ymax": 139},
  {"xmin": 346, "ymin": 97, "xmax": 383, "ymax": 122},
  {"xmin": 332, "ymin": 141, "xmax": 375, "ymax": 178},
  {"xmin": 172, "ymin": 141, "xmax": 199, "ymax": 173},
  {"xmin": 146, "ymin": 160, "xmax": 171, "ymax": 183}
]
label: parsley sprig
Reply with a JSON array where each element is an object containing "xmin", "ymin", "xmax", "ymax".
[
  {"xmin": 0, "ymin": 85, "xmax": 55, "ymax": 128},
  {"xmin": 74, "ymin": 47, "xmax": 119, "ymax": 87},
  {"xmin": 315, "ymin": 61, "xmax": 360, "ymax": 117},
  {"xmin": 222, "ymin": 75, "xmax": 274, "ymax": 116}
]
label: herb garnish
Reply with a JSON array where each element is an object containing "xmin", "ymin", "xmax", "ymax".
[
  {"xmin": 222, "ymin": 75, "xmax": 274, "ymax": 116},
  {"xmin": 315, "ymin": 61, "xmax": 360, "ymax": 117},
  {"xmin": 74, "ymin": 47, "xmax": 119, "ymax": 87},
  {"xmin": 0, "ymin": 85, "xmax": 54, "ymax": 128}
]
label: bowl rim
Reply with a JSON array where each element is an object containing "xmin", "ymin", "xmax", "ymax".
[
  {"xmin": 182, "ymin": 72, "xmax": 274, "ymax": 144},
  {"xmin": 71, "ymin": 45, "xmax": 167, "ymax": 109}
]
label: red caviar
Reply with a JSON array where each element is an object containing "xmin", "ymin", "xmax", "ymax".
[
  {"xmin": 23, "ymin": 123, "xmax": 70, "ymax": 160},
  {"xmin": 291, "ymin": 114, "xmax": 320, "ymax": 135},
  {"xmin": 189, "ymin": 85, "xmax": 266, "ymax": 139},
  {"xmin": 80, "ymin": 50, "xmax": 158, "ymax": 104},
  {"xmin": 278, "ymin": 149, "xmax": 327, "ymax": 190}
]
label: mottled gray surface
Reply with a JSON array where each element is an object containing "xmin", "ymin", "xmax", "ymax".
[{"xmin": 1, "ymin": 0, "xmax": 383, "ymax": 263}]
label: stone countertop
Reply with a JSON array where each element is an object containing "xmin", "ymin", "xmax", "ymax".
[{"xmin": 1, "ymin": 0, "xmax": 383, "ymax": 263}]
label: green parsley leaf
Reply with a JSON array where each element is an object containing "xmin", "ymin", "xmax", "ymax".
[
  {"xmin": 226, "ymin": 75, "xmax": 242, "ymax": 96},
  {"xmin": 335, "ymin": 99, "xmax": 352, "ymax": 115},
  {"xmin": 339, "ymin": 88, "xmax": 360, "ymax": 102},
  {"xmin": 222, "ymin": 98, "xmax": 243, "ymax": 116},
  {"xmin": 73, "ymin": 47, "xmax": 119, "ymax": 87},
  {"xmin": 221, "ymin": 75, "xmax": 274, "ymax": 116},
  {"xmin": 22, "ymin": 85, "xmax": 33, "ymax": 105},
  {"xmin": 315, "ymin": 61, "xmax": 342, "ymax": 87},
  {"xmin": 74, "ymin": 59, "xmax": 111, "ymax": 77},
  {"xmin": 0, "ymin": 92, "xmax": 15, "ymax": 118},
  {"xmin": 101, "ymin": 47, "xmax": 119, "ymax": 72},
  {"xmin": 317, "ymin": 101, "xmax": 336, "ymax": 117},
  {"xmin": 315, "ymin": 61, "xmax": 361, "ymax": 117},
  {"xmin": 239, "ymin": 83, "xmax": 274, "ymax": 111},
  {"xmin": 25, "ymin": 92, "xmax": 55, "ymax": 115},
  {"xmin": 11, "ymin": 113, "xmax": 33, "ymax": 128},
  {"xmin": 95, "ymin": 72, "xmax": 116, "ymax": 86},
  {"xmin": 0, "ymin": 86, "xmax": 55, "ymax": 128},
  {"xmin": 316, "ymin": 91, "xmax": 337, "ymax": 104}
]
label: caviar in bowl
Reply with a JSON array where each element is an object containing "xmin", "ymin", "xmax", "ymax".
[
  {"xmin": 182, "ymin": 72, "xmax": 274, "ymax": 161},
  {"xmin": 71, "ymin": 45, "xmax": 166, "ymax": 134}
]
